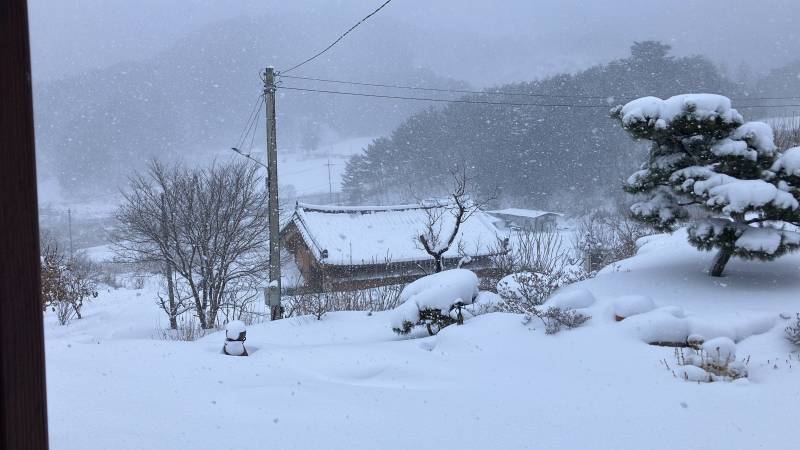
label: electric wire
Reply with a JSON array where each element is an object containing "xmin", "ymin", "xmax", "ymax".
[
  {"xmin": 278, "ymin": 85, "xmax": 800, "ymax": 109},
  {"xmin": 234, "ymin": 93, "xmax": 265, "ymax": 151},
  {"xmin": 280, "ymin": 0, "xmax": 394, "ymax": 74},
  {"xmin": 278, "ymin": 73, "xmax": 800, "ymax": 103}
]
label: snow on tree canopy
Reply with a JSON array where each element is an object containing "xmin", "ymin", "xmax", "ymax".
[
  {"xmin": 732, "ymin": 121, "xmax": 777, "ymax": 156},
  {"xmin": 389, "ymin": 269, "xmax": 479, "ymax": 329},
  {"xmin": 704, "ymin": 179, "xmax": 798, "ymax": 213},
  {"xmin": 612, "ymin": 92, "xmax": 800, "ymax": 276},
  {"xmin": 617, "ymin": 94, "xmax": 742, "ymax": 128},
  {"xmin": 772, "ymin": 147, "xmax": 800, "ymax": 177}
]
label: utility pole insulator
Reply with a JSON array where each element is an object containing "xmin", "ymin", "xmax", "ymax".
[{"xmin": 264, "ymin": 66, "xmax": 283, "ymax": 320}]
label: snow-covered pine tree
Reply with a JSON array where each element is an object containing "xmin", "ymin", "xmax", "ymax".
[{"xmin": 611, "ymin": 94, "xmax": 800, "ymax": 276}]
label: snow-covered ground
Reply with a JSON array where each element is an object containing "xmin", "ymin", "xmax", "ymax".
[{"xmin": 46, "ymin": 230, "xmax": 800, "ymax": 450}]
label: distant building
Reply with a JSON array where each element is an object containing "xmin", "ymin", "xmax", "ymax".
[
  {"xmin": 280, "ymin": 203, "xmax": 505, "ymax": 292},
  {"xmin": 488, "ymin": 208, "xmax": 563, "ymax": 232}
]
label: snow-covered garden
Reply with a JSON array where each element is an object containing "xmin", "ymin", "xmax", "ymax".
[
  {"xmin": 44, "ymin": 227, "xmax": 800, "ymax": 450},
  {"xmin": 41, "ymin": 93, "xmax": 800, "ymax": 449}
]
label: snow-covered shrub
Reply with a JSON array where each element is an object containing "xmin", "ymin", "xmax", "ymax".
[
  {"xmin": 498, "ymin": 273, "xmax": 591, "ymax": 334},
  {"xmin": 611, "ymin": 94, "xmax": 800, "ymax": 277},
  {"xmin": 491, "ymin": 227, "xmax": 587, "ymax": 294},
  {"xmin": 533, "ymin": 307, "xmax": 590, "ymax": 335},
  {"xmin": 786, "ymin": 313, "xmax": 800, "ymax": 346},
  {"xmin": 463, "ymin": 291, "xmax": 503, "ymax": 318},
  {"xmin": 156, "ymin": 315, "xmax": 207, "ymax": 341},
  {"xmin": 497, "ymin": 272, "xmax": 561, "ymax": 308},
  {"xmin": 771, "ymin": 117, "xmax": 800, "ymax": 150},
  {"xmin": 390, "ymin": 269, "xmax": 479, "ymax": 336},
  {"xmin": 290, "ymin": 291, "xmax": 332, "ymax": 320},
  {"xmin": 285, "ymin": 284, "xmax": 404, "ymax": 320},
  {"xmin": 40, "ymin": 241, "xmax": 99, "ymax": 326},
  {"xmin": 671, "ymin": 337, "xmax": 748, "ymax": 382},
  {"xmin": 573, "ymin": 210, "xmax": 655, "ymax": 272}
]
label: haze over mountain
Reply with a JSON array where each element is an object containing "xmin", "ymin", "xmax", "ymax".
[{"xmin": 28, "ymin": 0, "xmax": 800, "ymax": 202}]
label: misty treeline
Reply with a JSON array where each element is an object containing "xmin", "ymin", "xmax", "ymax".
[
  {"xmin": 33, "ymin": 15, "xmax": 466, "ymax": 197},
  {"xmin": 113, "ymin": 160, "xmax": 269, "ymax": 329},
  {"xmin": 341, "ymin": 42, "xmax": 798, "ymax": 211}
]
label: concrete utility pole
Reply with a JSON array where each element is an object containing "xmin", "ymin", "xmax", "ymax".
[
  {"xmin": 264, "ymin": 67, "xmax": 283, "ymax": 320},
  {"xmin": 326, "ymin": 157, "xmax": 334, "ymax": 203},
  {"xmin": 67, "ymin": 208, "xmax": 73, "ymax": 256}
]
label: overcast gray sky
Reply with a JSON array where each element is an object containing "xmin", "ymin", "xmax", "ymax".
[{"xmin": 29, "ymin": 0, "xmax": 800, "ymax": 86}]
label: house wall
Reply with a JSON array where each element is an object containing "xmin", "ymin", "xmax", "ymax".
[
  {"xmin": 282, "ymin": 231, "xmax": 502, "ymax": 293},
  {"xmin": 495, "ymin": 213, "xmax": 557, "ymax": 232}
]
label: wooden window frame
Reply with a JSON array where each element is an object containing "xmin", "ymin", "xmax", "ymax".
[{"xmin": 0, "ymin": 0, "xmax": 50, "ymax": 448}]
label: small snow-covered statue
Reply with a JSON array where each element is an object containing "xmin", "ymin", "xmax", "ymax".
[{"xmin": 223, "ymin": 320, "xmax": 248, "ymax": 356}]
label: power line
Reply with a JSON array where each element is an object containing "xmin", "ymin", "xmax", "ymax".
[
  {"xmin": 278, "ymin": 85, "xmax": 800, "ymax": 109},
  {"xmin": 280, "ymin": 0, "xmax": 394, "ymax": 74},
  {"xmin": 246, "ymin": 98, "xmax": 264, "ymax": 152},
  {"xmin": 278, "ymin": 73, "xmax": 800, "ymax": 103},
  {"xmin": 278, "ymin": 85, "xmax": 613, "ymax": 108},
  {"xmin": 278, "ymin": 74, "xmax": 620, "ymax": 100},
  {"xmin": 235, "ymin": 93, "xmax": 265, "ymax": 151}
]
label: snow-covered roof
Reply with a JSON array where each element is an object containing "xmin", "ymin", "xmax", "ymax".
[
  {"xmin": 489, "ymin": 208, "xmax": 563, "ymax": 220},
  {"xmin": 283, "ymin": 202, "xmax": 503, "ymax": 266}
]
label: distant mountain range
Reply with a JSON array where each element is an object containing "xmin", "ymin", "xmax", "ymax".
[{"xmin": 33, "ymin": 13, "xmax": 469, "ymax": 199}]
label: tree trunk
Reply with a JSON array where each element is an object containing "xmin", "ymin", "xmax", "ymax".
[
  {"xmin": 434, "ymin": 256, "xmax": 443, "ymax": 273},
  {"xmin": 709, "ymin": 246, "xmax": 733, "ymax": 277},
  {"xmin": 165, "ymin": 272, "xmax": 177, "ymax": 330}
]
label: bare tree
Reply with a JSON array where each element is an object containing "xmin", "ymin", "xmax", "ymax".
[
  {"xmin": 114, "ymin": 160, "xmax": 269, "ymax": 329},
  {"xmin": 772, "ymin": 117, "xmax": 800, "ymax": 150},
  {"xmin": 417, "ymin": 168, "xmax": 487, "ymax": 273}
]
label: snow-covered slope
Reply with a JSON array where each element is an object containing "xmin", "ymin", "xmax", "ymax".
[{"xmin": 45, "ymin": 230, "xmax": 800, "ymax": 450}]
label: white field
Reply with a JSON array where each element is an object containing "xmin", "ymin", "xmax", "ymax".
[{"xmin": 47, "ymin": 230, "xmax": 800, "ymax": 449}]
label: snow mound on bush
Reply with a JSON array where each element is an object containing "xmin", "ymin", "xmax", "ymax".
[
  {"xmin": 612, "ymin": 295, "xmax": 656, "ymax": 320},
  {"xmin": 619, "ymin": 94, "xmax": 742, "ymax": 127},
  {"xmin": 675, "ymin": 365, "xmax": 713, "ymax": 382},
  {"xmin": 390, "ymin": 269, "xmax": 479, "ymax": 329},
  {"xmin": 701, "ymin": 337, "xmax": 736, "ymax": 364},
  {"xmin": 621, "ymin": 307, "xmax": 690, "ymax": 344},
  {"xmin": 496, "ymin": 272, "xmax": 539, "ymax": 299},
  {"xmin": 622, "ymin": 303, "xmax": 777, "ymax": 345},
  {"xmin": 731, "ymin": 121, "xmax": 777, "ymax": 156},
  {"xmin": 545, "ymin": 288, "xmax": 596, "ymax": 309},
  {"xmin": 772, "ymin": 146, "xmax": 800, "ymax": 176}
]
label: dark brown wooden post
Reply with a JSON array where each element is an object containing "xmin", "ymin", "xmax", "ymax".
[{"xmin": 0, "ymin": 1, "xmax": 50, "ymax": 448}]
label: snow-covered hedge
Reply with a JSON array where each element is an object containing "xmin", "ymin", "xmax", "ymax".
[{"xmin": 390, "ymin": 269, "xmax": 480, "ymax": 336}]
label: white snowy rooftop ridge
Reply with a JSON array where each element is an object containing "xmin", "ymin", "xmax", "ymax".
[
  {"xmin": 489, "ymin": 208, "xmax": 563, "ymax": 219},
  {"xmin": 285, "ymin": 202, "xmax": 503, "ymax": 266}
]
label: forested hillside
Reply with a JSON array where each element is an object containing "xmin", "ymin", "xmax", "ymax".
[{"xmin": 342, "ymin": 42, "xmax": 737, "ymax": 210}]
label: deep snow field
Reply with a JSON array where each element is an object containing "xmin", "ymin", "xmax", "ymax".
[{"xmin": 46, "ymin": 230, "xmax": 800, "ymax": 450}]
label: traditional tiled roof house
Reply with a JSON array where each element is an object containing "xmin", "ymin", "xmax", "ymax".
[{"xmin": 280, "ymin": 203, "xmax": 505, "ymax": 291}]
